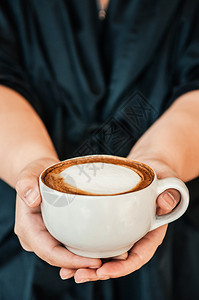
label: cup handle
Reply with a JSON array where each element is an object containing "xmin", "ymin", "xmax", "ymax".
[{"xmin": 150, "ymin": 177, "xmax": 189, "ymax": 231}]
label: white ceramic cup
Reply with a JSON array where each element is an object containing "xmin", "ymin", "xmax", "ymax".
[{"xmin": 39, "ymin": 155, "xmax": 189, "ymax": 258}]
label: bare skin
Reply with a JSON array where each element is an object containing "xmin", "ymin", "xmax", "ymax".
[
  {"xmin": 1, "ymin": 85, "xmax": 199, "ymax": 283},
  {"xmin": 98, "ymin": 0, "xmax": 110, "ymax": 11}
]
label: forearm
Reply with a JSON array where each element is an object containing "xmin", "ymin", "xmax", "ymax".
[
  {"xmin": 0, "ymin": 85, "xmax": 58, "ymax": 188},
  {"xmin": 129, "ymin": 90, "xmax": 199, "ymax": 182}
]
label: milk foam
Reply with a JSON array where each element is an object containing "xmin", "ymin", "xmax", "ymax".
[{"xmin": 60, "ymin": 162, "xmax": 141, "ymax": 195}]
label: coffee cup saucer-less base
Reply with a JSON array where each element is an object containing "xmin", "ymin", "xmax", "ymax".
[{"xmin": 66, "ymin": 245, "xmax": 134, "ymax": 258}]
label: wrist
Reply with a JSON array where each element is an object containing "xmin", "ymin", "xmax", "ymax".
[
  {"xmin": 127, "ymin": 149, "xmax": 179, "ymax": 179},
  {"xmin": 4, "ymin": 146, "xmax": 59, "ymax": 189}
]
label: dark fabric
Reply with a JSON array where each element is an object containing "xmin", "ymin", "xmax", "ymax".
[{"xmin": 0, "ymin": 0, "xmax": 199, "ymax": 299}]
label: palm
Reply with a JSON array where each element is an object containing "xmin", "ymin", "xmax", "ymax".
[
  {"xmin": 15, "ymin": 195, "xmax": 63, "ymax": 253},
  {"xmin": 72, "ymin": 224, "xmax": 167, "ymax": 282}
]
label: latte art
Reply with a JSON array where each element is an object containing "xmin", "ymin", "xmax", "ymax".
[
  {"xmin": 60, "ymin": 163, "xmax": 141, "ymax": 195},
  {"xmin": 42, "ymin": 156, "xmax": 154, "ymax": 195}
]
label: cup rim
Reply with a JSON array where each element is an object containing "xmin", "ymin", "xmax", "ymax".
[{"xmin": 39, "ymin": 154, "xmax": 156, "ymax": 197}]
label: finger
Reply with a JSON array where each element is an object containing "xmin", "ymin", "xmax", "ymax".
[
  {"xmin": 100, "ymin": 252, "xmax": 128, "ymax": 264},
  {"xmin": 94, "ymin": 225, "xmax": 167, "ymax": 279},
  {"xmin": 27, "ymin": 219, "xmax": 101, "ymax": 269},
  {"xmin": 16, "ymin": 175, "xmax": 41, "ymax": 207},
  {"xmin": 72, "ymin": 253, "xmax": 128, "ymax": 283},
  {"xmin": 61, "ymin": 267, "xmax": 99, "ymax": 282},
  {"xmin": 22, "ymin": 225, "xmax": 101, "ymax": 269},
  {"xmin": 74, "ymin": 268, "xmax": 103, "ymax": 283},
  {"xmin": 60, "ymin": 268, "xmax": 76, "ymax": 280},
  {"xmin": 156, "ymin": 189, "xmax": 180, "ymax": 215},
  {"xmin": 74, "ymin": 226, "xmax": 167, "ymax": 282},
  {"xmin": 18, "ymin": 239, "xmax": 33, "ymax": 252},
  {"xmin": 15, "ymin": 157, "xmax": 59, "ymax": 207},
  {"xmin": 112, "ymin": 252, "xmax": 128, "ymax": 260}
]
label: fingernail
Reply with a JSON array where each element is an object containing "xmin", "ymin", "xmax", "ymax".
[
  {"xmin": 76, "ymin": 278, "xmax": 89, "ymax": 283},
  {"xmin": 60, "ymin": 270, "xmax": 74, "ymax": 280},
  {"xmin": 89, "ymin": 263, "xmax": 101, "ymax": 269},
  {"xmin": 162, "ymin": 192, "xmax": 176, "ymax": 209},
  {"xmin": 99, "ymin": 276, "xmax": 109, "ymax": 280},
  {"xmin": 23, "ymin": 189, "xmax": 40, "ymax": 206}
]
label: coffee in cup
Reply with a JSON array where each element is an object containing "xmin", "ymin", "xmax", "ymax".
[{"xmin": 41, "ymin": 155, "xmax": 154, "ymax": 195}]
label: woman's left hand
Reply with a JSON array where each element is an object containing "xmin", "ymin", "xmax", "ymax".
[{"xmin": 60, "ymin": 158, "xmax": 181, "ymax": 283}]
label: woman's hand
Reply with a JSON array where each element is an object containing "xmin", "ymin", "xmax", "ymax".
[
  {"xmin": 14, "ymin": 157, "xmax": 102, "ymax": 272},
  {"xmin": 60, "ymin": 158, "xmax": 180, "ymax": 283}
]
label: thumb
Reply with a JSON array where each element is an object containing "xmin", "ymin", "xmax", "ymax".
[
  {"xmin": 15, "ymin": 157, "xmax": 59, "ymax": 207},
  {"xmin": 16, "ymin": 175, "xmax": 41, "ymax": 207},
  {"xmin": 156, "ymin": 189, "xmax": 180, "ymax": 215}
]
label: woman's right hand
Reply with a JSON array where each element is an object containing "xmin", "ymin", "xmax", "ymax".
[{"xmin": 14, "ymin": 157, "xmax": 102, "ymax": 277}]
